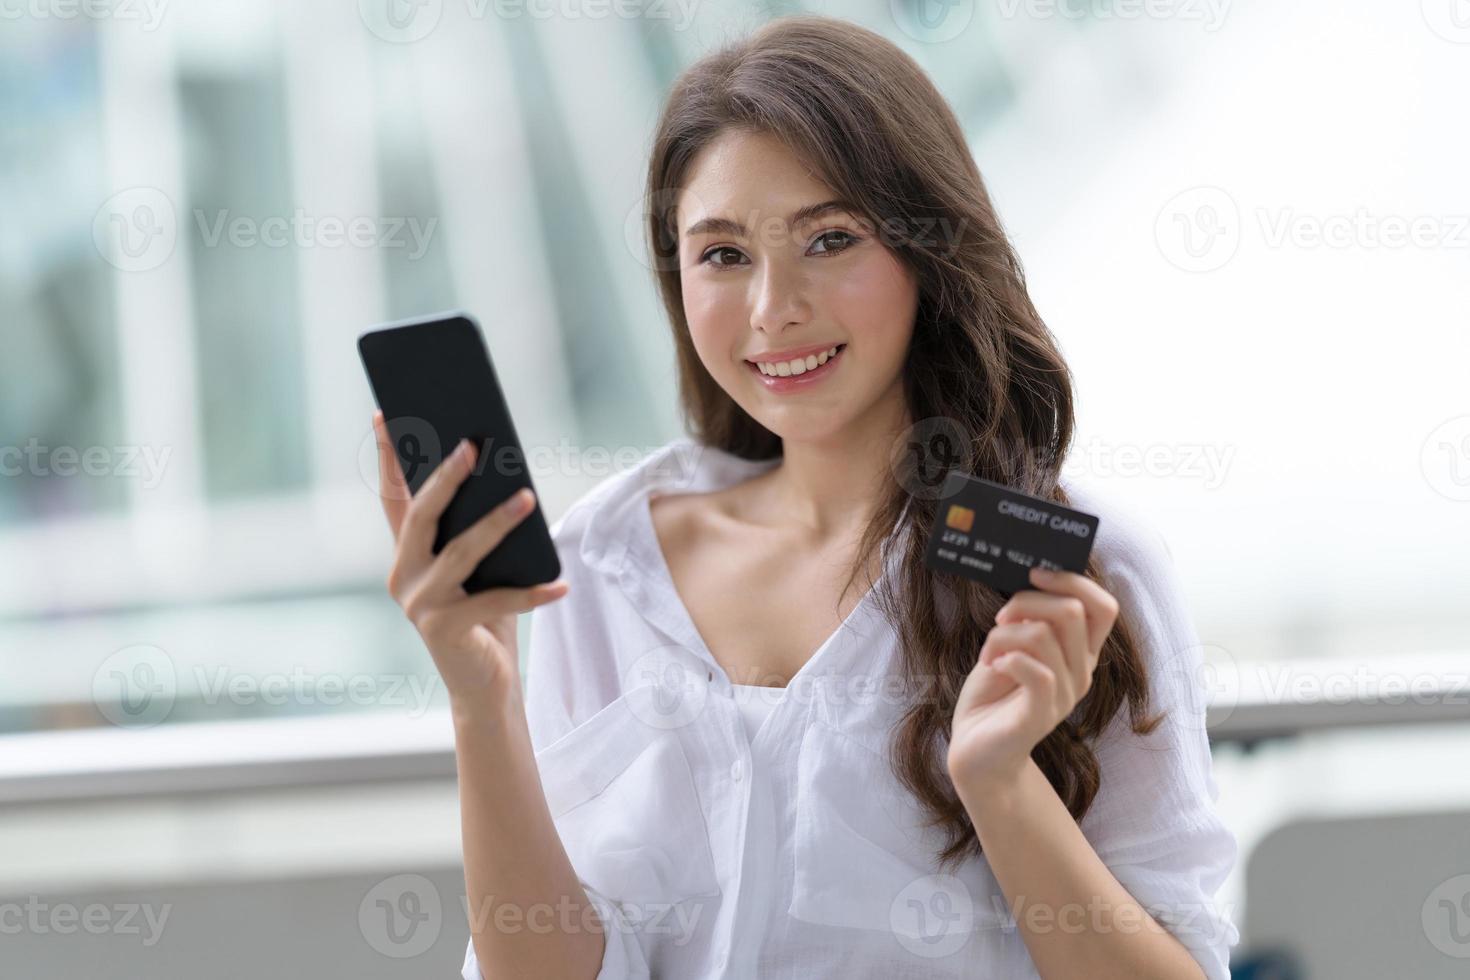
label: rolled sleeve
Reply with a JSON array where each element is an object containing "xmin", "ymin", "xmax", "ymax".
[
  {"xmin": 460, "ymin": 503, "xmax": 652, "ymax": 980},
  {"xmin": 1077, "ymin": 497, "xmax": 1241, "ymax": 980}
]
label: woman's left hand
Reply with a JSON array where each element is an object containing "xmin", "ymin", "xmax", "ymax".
[{"xmin": 946, "ymin": 566, "xmax": 1120, "ymax": 795}]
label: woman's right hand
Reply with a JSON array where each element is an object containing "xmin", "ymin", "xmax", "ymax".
[{"xmin": 372, "ymin": 411, "xmax": 569, "ymax": 711}]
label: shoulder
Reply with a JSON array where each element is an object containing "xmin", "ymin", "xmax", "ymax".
[
  {"xmin": 1059, "ymin": 475, "xmax": 1176, "ymax": 582},
  {"xmin": 546, "ymin": 436, "xmax": 695, "ymax": 553}
]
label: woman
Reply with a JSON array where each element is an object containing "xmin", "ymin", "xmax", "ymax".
[{"xmin": 372, "ymin": 14, "xmax": 1237, "ymax": 979}]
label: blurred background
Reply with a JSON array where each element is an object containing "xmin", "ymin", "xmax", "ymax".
[{"xmin": 2, "ymin": 0, "xmax": 1468, "ymax": 976}]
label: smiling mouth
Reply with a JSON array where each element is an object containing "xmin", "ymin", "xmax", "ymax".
[{"xmin": 744, "ymin": 343, "xmax": 847, "ymax": 378}]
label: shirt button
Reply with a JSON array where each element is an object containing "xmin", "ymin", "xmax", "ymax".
[{"xmin": 730, "ymin": 758, "xmax": 744, "ymax": 782}]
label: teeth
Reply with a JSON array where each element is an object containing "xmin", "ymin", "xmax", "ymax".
[{"xmin": 756, "ymin": 345, "xmax": 841, "ymax": 376}]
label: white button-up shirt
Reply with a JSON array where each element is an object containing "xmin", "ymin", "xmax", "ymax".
[{"xmin": 463, "ymin": 436, "xmax": 1238, "ymax": 979}]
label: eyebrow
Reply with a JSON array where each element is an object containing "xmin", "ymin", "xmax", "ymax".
[{"xmin": 682, "ymin": 199, "xmax": 858, "ymax": 239}]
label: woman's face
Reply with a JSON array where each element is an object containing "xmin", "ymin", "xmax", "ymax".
[{"xmin": 675, "ymin": 129, "xmax": 919, "ymax": 444}]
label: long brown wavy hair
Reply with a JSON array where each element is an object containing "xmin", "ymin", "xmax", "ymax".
[{"xmin": 642, "ymin": 14, "xmax": 1162, "ymax": 870}]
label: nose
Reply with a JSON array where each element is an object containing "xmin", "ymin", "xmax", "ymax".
[{"xmin": 749, "ymin": 256, "xmax": 812, "ymax": 335}]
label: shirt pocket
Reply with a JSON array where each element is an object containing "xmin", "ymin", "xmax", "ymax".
[
  {"xmin": 789, "ymin": 717, "xmax": 1009, "ymax": 938},
  {"xmin": 535, "ymin": 687, "xmax": 722, "ymax": 913}
]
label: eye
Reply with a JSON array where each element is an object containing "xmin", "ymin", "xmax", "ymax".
[
  {"xmin": 700, "ymin": 245, "xmax": 747, "ymax": 270},
  {"xmin": 808, "ymin": 230, "xmax": 860, "ymax": 255}
]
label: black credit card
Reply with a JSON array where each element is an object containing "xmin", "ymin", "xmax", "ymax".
[{"xmin": 922, "ymin": 471, "xmax": 1100, "ymax": 595}]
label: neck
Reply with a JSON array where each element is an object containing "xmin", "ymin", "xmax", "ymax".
[{"xmin": 751, "ymin": 384, "xmax": 913, "ymax": 546}]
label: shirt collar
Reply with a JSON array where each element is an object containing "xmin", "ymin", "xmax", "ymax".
[
  {"xmin": 577, "ymin": 436, "xmax": 783, "ymax": 583},
  {"xmin": 579, "ymin": 436, "xmax": 918, "ymax": 693},
  {"xmin": 579, "ymin": 434, "xmax": 915, "ymax": 604}
]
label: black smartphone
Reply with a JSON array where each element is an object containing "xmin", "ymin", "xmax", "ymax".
[{"xmin": 357, "ymin": 310, "xmax": 561, "ymax": 592}]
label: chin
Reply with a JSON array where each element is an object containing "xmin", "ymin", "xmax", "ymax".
[{"xmin": 752, "ymin": 412, "xmax": 855, "ymax": 447}]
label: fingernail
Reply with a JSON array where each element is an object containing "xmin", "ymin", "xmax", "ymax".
[{"xmin": 515, "ymin": 487, "xmax": 534, "ymax": 511}]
